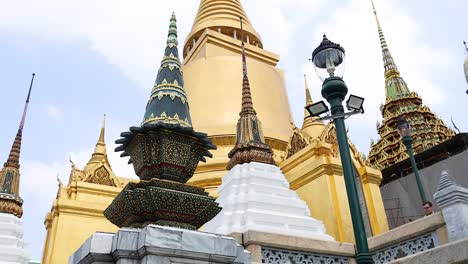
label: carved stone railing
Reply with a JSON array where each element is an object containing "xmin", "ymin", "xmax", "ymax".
[
  {"xmin": 261, "ymin": 247, "xmax": 348, "ymax": 264},
  {"xmin": 368, "ymin": 212, "xmax": 448, "ymax": 263}
]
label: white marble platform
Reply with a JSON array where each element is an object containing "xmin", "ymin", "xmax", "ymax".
[
  {"xmin": 69, "ymin": 225, "xmax": 250, "ymax": 264},
  {"xmin": 0, "ymin": 213, "xmax": 30, "ymax": 264},
  {"xmin": 203, "ymin": 162, "xmax": 334, "ymax": 241}
]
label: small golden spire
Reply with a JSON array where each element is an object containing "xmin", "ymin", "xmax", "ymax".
[
  {"xmin": 99, "ymin": 114, "xmax": 106, "ymax": 144},
  {"xmin": 84, "ymin": 115, "xmax": 108, "ymax": 171},
  {"xmin": 303, "ymin": 74, "xmax": 313, "ymax": 121},
  {"xmin": 302, "ymin": 75, "xmax": 323, "ymax": 136},
  {"xmin": 304, "ymin": 74, "xmax": 313, "ymax": 106}
]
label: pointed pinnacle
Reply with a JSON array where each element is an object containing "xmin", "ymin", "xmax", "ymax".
[
  {"xmin": 304, "ymin": 74, "xmax": 313, "ymax": 106},
  {"xmin": 99, "ymin": 114, "xmax": 106, "ymax": 144}
]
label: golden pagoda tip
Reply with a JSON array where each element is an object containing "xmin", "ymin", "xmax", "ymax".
[{"xmin": 98, "ymin": 114, "xmax": 106, "ymax": 144}]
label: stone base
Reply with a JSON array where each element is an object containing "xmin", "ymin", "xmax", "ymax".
[
  {"xmin": 0, "ymin": 213, "xmax": 30, "ymax": 264},
  {"xmin": 203, "ymin": 162, "xmax": 334, "ymax": 241},
  {"xmin": 69, "ymin": 225, "xmax": 250, "ymax": 264},
  {"xmin": 104, "ymin": 179, "xmax": 221, "ymax": 229}
]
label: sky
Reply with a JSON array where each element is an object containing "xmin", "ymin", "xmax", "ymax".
[{"xmin": 0, "ymin": 0, "xmax": 467, "ymax": 261}]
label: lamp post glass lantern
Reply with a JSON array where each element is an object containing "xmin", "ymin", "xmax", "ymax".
[
  {"xmin": 397, "ymin": 117, "xmax": 411, "ymax": 138},
  {"xmin": 396, "ymin": 117, "xmax": 427, "ymax": 204},
  {"xmin": 311, "ymin": 35, "xmax": 373, "ymax": 264},
  {"xmin": 312, "ymin": 35, "xmax": 346, "ymax": 81}
]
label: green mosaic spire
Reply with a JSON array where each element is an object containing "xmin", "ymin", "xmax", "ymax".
[
  {"xmin": 110, "ymin": 13, "xmax": 219, "ymax": 230},
  {"xmin": 142, "ymin": 13, "xmax": 192, "ymax": 128}
]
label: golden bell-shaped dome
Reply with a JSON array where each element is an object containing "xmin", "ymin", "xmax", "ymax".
[{"xmin": 183, "ymin": 0, "xmax": 263, "ymax": 57}]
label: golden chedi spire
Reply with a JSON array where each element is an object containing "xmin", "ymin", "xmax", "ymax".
[
  {"xmin": 0, "ymin": 73, "xmax": 35, "ymax": 218},
  {"xmin": 301, "ymin": 75, "xmax": 325, "ymax": 138},
  {"xmin": 182, "ymin": 0, "xmax": 294, "ymax": 194},
  {"xmin": 184, "ymin": 0, "xmax": 262, "ymax": 56},
  {"xmin": 367, "ymin": 0, "xmax": 455, "ymax": 171},
  {"xmin": 226, "ymin": 18, "xmax": 275, "ymax": 170}
]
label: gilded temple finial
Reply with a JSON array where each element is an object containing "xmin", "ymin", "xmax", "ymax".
[
  {"xmin": 304, "ymin": 74, "xmax": 313, "ymax": 106},
  {"xmin": 302, "ymin": 74, "xmax": 322, "ymax": 132},
  {"xmin": 0, "ymin": 73, "xmax": 35, "ymax": 218},
  {"xmin": 226, "ymin": 17, "xmax": 275, "ymax": 170},
  {"xmin": 99, "ymin": 114, "xmax": 106, "ymax": 144},
  {"xmin": 84, "ymin": 115, "xmax": 109, "ymax": 172}
]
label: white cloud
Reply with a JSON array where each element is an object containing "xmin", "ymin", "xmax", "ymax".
[{"xmin": 46, "ymin": 104, "xmax": 63, "ymax": 121}]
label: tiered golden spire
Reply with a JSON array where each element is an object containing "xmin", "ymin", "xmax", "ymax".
[
  {"xmin": 226, "ymin": 18, "xmax": 274, "ymax": 170},
  {"xmin": 367, "ymin": 1, "xmax": 455, "ymax": 171},
  {"xmin": 0, "ymin": 73, "xmax": 35, "ymax": 218},
  {"xmin": 184, "ymin": 0, "xmax": 262, "ymax": 55}
]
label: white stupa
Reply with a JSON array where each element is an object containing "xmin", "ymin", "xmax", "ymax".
[
  {"xmin": 203, "ymin": 162, "xmax": 334, "ymax": 241},
  {"xmin": 0, "ymin": 213, "xmax": 30, "ymax": 263},
  {"xmin": 203, "ymin": 34, "xmax": 333, "ymax": 241}
]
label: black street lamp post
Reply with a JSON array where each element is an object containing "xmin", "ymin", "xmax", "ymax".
[
  {"xmin": 396, "ymin": 117, "xmax": 427, "ymax": 204},
  {"xmin": 306, "ymin": 35, "xmax": 373, "ymax": 264}
]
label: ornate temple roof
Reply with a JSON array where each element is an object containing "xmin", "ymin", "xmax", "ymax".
[
  {"xmin": 184, "ymin": 0, "xmax": 262, "ymax": 56},
  {"xmin": 226, "ymin": 19, "xmax": 274, "ymax": 170},
  {"xmin": 0, "ymin": 73, "xmax": 35, "ymax": 218},
  {"xmin": 367, "ymin": 0, "xmax": 455, "ymax": 172},
  {"xmin": 69, "ymin": 116, "xmax": 123, "ymax": 188}
]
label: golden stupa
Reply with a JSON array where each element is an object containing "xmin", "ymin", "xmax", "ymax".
[
  {"xmin": 367, "ymin": 1, "xmax": 455, "ymax": 171},
  {"xmin": 183, "ymin": 0, "xmax": 294, "ymax": 193},
  {"xmin": 41, "ymin": 1, "xmax": 389, "ymax": 263}
]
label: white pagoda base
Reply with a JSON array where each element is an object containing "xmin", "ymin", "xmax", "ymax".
[
  {"xmin": 203, "ymin": 162, "xmax": 334, "ymax": 241},
  {"xmin": 0, "ymin": 213, "xmax": 30, "ymax": 264}
]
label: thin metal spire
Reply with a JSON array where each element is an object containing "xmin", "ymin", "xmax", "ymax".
[
  {"xmin": 5, "ymin": 73, "xmax": 35, "ymax": 168},
  {"xmin": 226, "ymin": 17, "xmax": 275, "ymax": 170},
  {"xmin": 239, "ymin": 17, "xmax": 255, "ymax": 116},
  {"xmin": 20, "ymin": 73, "xmax": 35, "ymax": 131},
  {"xmin": 371, "ymin": 0, "xmax": 410, "ymax": 98}
]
